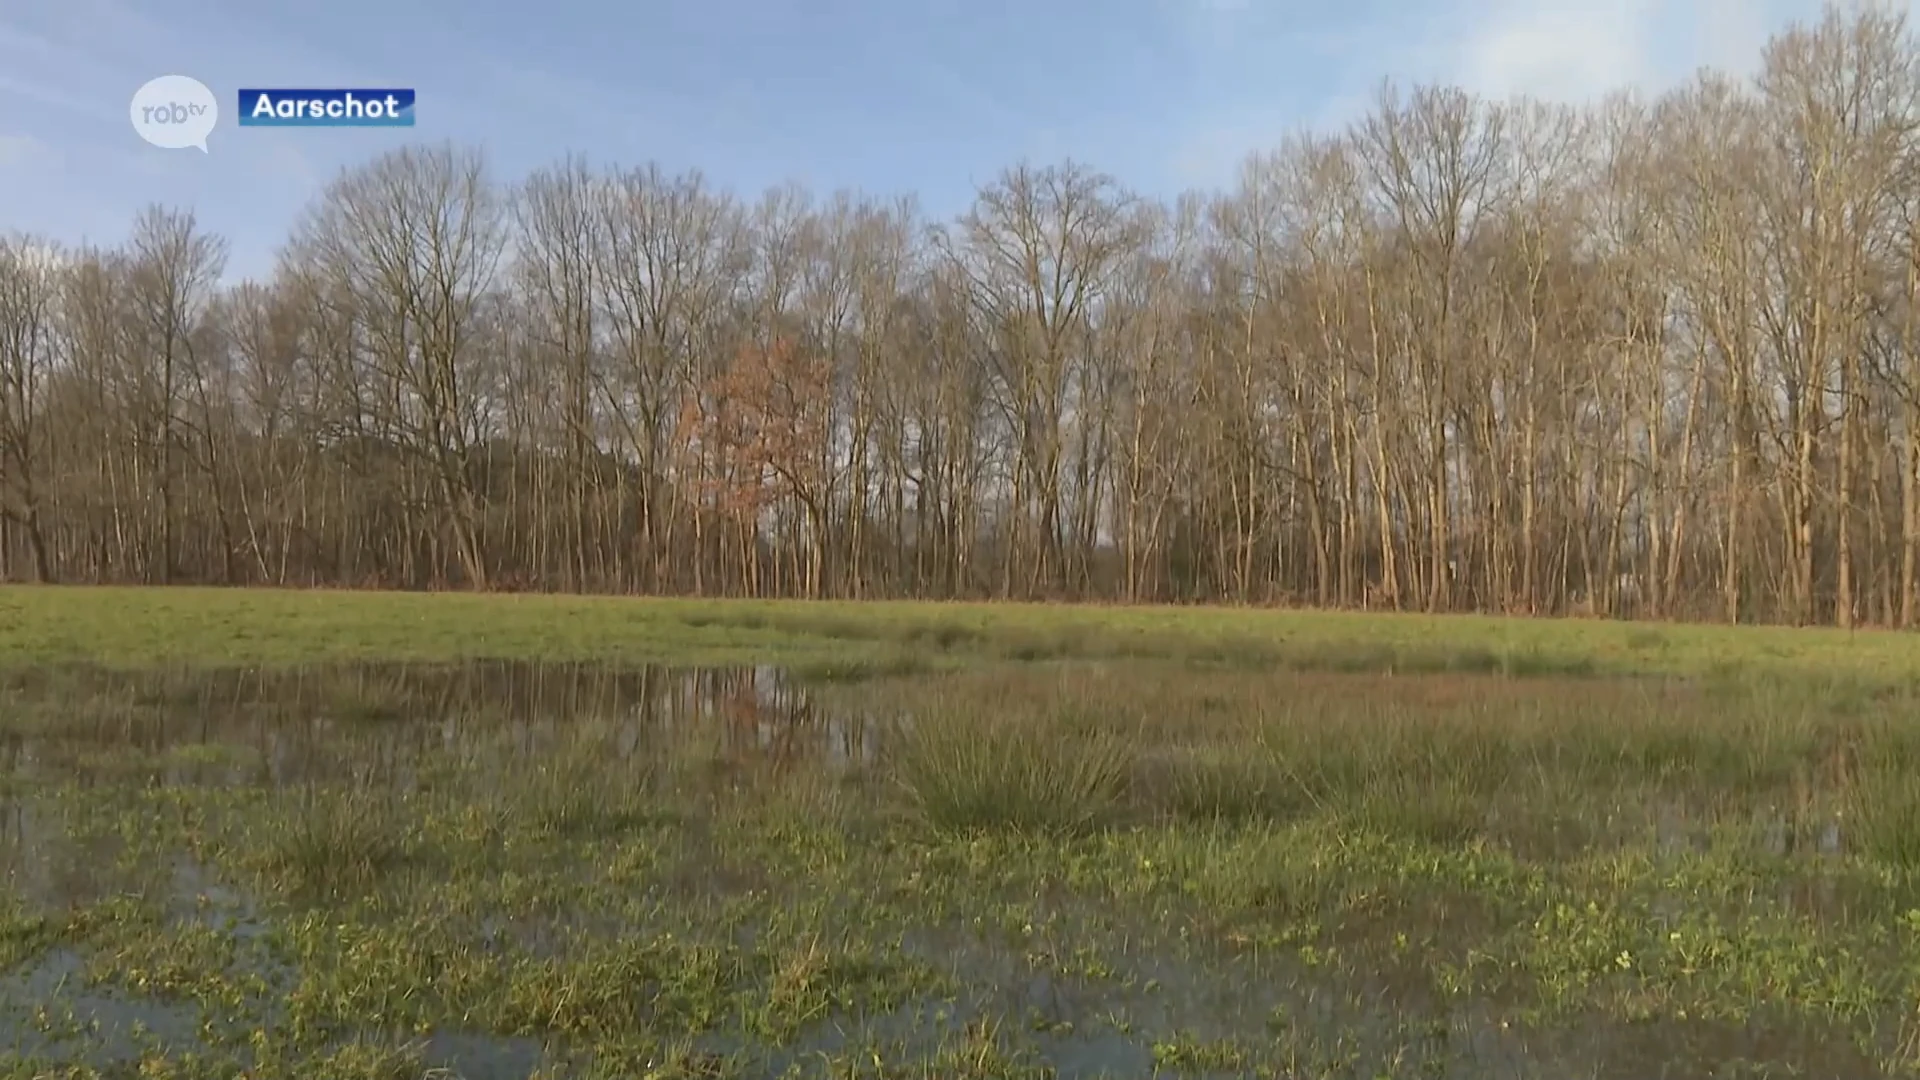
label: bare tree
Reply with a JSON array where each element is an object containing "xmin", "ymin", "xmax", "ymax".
[
  {"xmin": 950, "ymin": 162, "xmax": 1134, "ymax": 595},
  {"xmin": 287, "ymin": 143, "xmax": 507, "ymax": 588},
  {"xmin": 0, "ymin": 235, "xmax": 61, "ymax": 581}
]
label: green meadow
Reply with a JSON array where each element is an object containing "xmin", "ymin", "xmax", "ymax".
[
  {"xmin": 1, "ymin": 586, "xmax": 1919, "ymax": 1078},
  {"xmin": 0, "ymin": 584, "xmax": 1911, "ymax": 680}
]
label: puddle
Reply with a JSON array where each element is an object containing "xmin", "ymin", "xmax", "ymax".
[
  {"xmin": 424, "ymin": 1032, "xmax": 547, "ymax": 1080},
  {"xmin": 0, "ymin": 662, "xmax": 881, "ymax": 788},
  {"xmin": 0, "ymin": 949, "xmax": 207, "ymax": 1064},
  {"xmin": 0, "ymin": 660, "xmax": 1898, "ymax": 1078}
]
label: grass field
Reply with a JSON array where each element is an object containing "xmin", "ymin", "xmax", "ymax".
[
  {"xmin": 2, "ymin": 587, "xmax": 1920, "ymax": 1078},
  {"xmin": 4, "ymin": 584, "xmax": 1919, "ymax": 682}
]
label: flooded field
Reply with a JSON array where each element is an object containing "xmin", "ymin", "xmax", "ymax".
[{"xmin": 0, "ymin": 659, "xmax": 1917, "ymax": 1078}]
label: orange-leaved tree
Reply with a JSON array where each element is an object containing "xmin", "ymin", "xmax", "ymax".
[{"xmin": 683, "ymin": 336, "xmax": 834, "ymax": 595}]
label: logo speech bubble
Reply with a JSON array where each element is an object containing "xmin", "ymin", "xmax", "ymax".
[{"xmin": 130, "ymin": 75, "xmax": 219, "ymax": 152}]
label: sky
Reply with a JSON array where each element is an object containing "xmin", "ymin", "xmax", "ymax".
[{"xmin": 0, "ymin": 0, "xmax": 1901, "ymax": 283}]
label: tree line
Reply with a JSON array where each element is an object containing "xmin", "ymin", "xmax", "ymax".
[{"xmin": 6, "ymin": 5, "xmax": 1920, "ymax": 625}]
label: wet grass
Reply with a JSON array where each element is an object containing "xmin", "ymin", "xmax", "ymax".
[{"xmin": 1, "ymin": 595, "xmax": 1920, "ymax": 1075}]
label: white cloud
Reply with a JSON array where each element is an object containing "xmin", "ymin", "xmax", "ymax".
[
  {"xmin": 1449, "ymin": 0, "xmax": 1667, "ymax": 103},
  {"xmin": 1440, "ymin": 0, "xmax": 1918, "ymax": 105},
  {"xmin": 1156, "ymin": 0, "xmax": 1869, "ymax": 197}
]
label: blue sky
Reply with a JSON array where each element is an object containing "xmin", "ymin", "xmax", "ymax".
[{"xmin": 0, "ymin": 0, "xmax": 1879, "ymax": 283}]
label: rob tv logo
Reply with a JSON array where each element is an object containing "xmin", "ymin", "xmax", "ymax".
[{"xmin": 129, "ymin": 75, "xmax": 218, "ymax": 152}]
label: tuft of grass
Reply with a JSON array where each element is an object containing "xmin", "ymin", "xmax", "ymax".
[
  {"xmin": 891, "ymin": 708, "xmax": 1133, "ymax": 837},
  {"xmin": 255, "ymin": 789, "xmax": 407, "ymax": 900},
  {"xmin": 0, "ymin": 901, "xmax": 59, "ymax": 971},
  {"xmin": 511, "ymin": 740, "xmax": 659, "ymax": 840},
  {"xmin": 1843, "ymin": 727, "xmax": 1920, "ymax": 869},
  {"xmin": 1149, "ymin": 743, "xmax": 1311, "ymax": 824},
  {"xmin": 1854, "ymin": 786, "xmax": 1920, "ymax": 868}
]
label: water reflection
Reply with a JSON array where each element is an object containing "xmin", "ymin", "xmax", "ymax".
[{"xmin": 0, "ymin": 661, "xmax": 881, "ymax": 788}]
